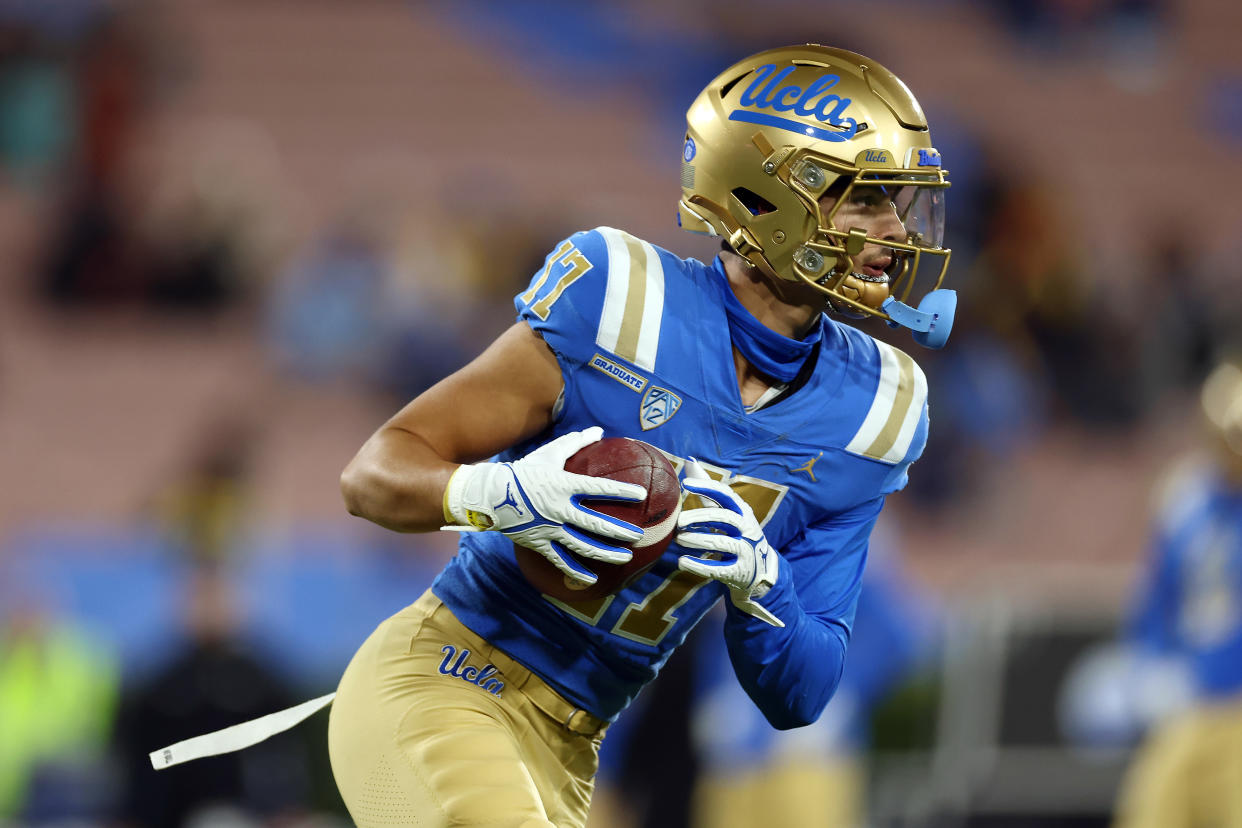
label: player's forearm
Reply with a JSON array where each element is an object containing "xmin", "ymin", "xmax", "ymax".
[
  {"xmin": 340, "ymin": 426, "xmax": 457, "ymax": 533},
  {"xmin": 724, "ymin": 577, "xmax": 848, "ymax": 729}
]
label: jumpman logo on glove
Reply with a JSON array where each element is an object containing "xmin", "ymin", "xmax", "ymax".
[{"xmin": 493, "ymin": 483, "xmax": 524, "ymax": 517}]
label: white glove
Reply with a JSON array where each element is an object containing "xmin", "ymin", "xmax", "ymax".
[
  {"xmin": 443, "ymin": 427, "xmax": 647, "ymax": 586},
  {"xmin": 676, "ymin": 459, "xmax": 784, "ymax": 628}
]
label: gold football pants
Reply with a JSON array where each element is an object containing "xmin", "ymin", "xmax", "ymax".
[
  {"xmin": 1113, "ymin": 698, "xmax": 1242, "ymax": 828},
  {"xmin": 328, "ymin": 589, "xmax": 607, "ymax": 828}
]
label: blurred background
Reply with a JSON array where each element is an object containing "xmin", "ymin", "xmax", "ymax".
[{"xmin": 2, "ymin": 0, "xmax": 1241, "ymax": 826}]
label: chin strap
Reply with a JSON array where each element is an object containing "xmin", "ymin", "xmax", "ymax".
[{"xmin": 881, "ymin": 289, "xmax": 957, "ymax": 349}]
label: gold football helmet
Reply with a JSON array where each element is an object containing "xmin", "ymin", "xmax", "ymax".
[{"xmin": 679, "ymin": 44, "xmax": 955, "ymax": 347}]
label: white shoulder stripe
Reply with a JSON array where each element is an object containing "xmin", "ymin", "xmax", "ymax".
[
  {"xmin": 594, "ymin": 227, "xmax": 665, "ymax": 371},
  {"xmin": 845, "ymin": 340, "xmax": 927, "ymax": 464}
]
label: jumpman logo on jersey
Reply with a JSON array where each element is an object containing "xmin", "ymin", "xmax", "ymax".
[
  {"xmin": 791, "ymin": 452, "xmax": 822, "ymax": 481},
  {"xmin": 494, "ymin": 482, "xmax": 524, "ymax": 516}
]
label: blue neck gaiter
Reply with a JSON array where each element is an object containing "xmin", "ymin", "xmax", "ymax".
[{"xmin": 713, "ymin": 258, "xmax": 822, "ymax": 383}]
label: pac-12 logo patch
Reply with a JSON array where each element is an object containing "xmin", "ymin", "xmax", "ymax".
[
  {"xmin": 640, "ymin": 386, "xmax": 682, "ymax": 431},
  {"xmin": 683, "ymin": 137, "xmax": 696, "ymax": 162}
]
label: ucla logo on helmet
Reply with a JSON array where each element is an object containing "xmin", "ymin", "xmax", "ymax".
[
  {"xmin": 640, "ymin": 386, "xmax": 682, "ymax": 431},
  {"xmin": 728, "ymin": 64, "xmax": 858, "ymax": 142},
  {"xmin": 683, "ymin": 137, "xmax": 696, "ymax": 162}
]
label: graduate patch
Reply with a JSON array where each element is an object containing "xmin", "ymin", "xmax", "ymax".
[{"xmin": 590, "ymin": 353, "xmax": 648, "ymax": 393}]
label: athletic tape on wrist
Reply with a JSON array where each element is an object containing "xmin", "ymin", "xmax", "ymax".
[{"xmin": 443, "ymin": 464, "xmax": 467, "ymax": 525}]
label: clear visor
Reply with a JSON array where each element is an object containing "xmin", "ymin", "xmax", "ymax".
[{"xmin": 856, "ymin": 174, "xmax": 946, "ymax": 250}]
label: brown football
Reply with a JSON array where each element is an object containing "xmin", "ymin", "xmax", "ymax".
[{"xmin": 514, "ymin": 436, "xmax": 682, "ymax": 602}]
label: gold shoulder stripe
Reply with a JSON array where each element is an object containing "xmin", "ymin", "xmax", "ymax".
[
  {"xmin": 863, "ymin": 349, "xmax": 916, "ymax": 460},
  {"xmin": 845, "ymin": 340, "xmax": 927, "ymax": 464},
  {"xmin": 614, "ymin": 234, "xmax": 649, "ymax": 363}
]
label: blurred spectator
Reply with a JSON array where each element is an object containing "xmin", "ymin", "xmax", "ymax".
[
  {"xmin": 139, "ymin": 178, "xmax": 257, "ymax": 311},
  {"xmin": 36, "ymin": 173, "xmax": 139, "ymax": 302},
  {"xmin": 0, "ymin": 12, "xmax": 77, "ymax": 191},
  {"xmin": 75, "ymin": 7, "xmax": 149, "ymax": 192},
  {"xmin": 26, "ymin": 3, "xmax": 265, "ymax": 314},
  {"xmin": 123, "ymin": 414, "xmax": 318, "ymax": 825},
  {"xmin": 136, "ymin": 119, "xmax": 282, "ymax": 313},
  {"xmin": 268, "ymin": 203, "xmax": 404, "ymax": 388},
  {"xmin": 1127, "ymin": 228, "xmax": 1223, "ymax": 412},
  {"xmin": 965, "ymin": 168, "xmax": 1147, "ymax": 427},
  {"xmin": 386, "ymin": 203, "xmax": 569, "ymax": 367},
  {"xmin": 1112, "ymin": 360, "xmax": 1242, "ymax": 827},
  {"xmin": 112, "ymin": 567, "xmax": 312, "ymax": 828},
  {"xmin": 150, "ymin": 417, "xmax": 259, "ymax": 568},
  {"xmin": 268, "ymin": 193, "xmax": 565, "ymax": 402},
  {"xmin": 687, "ymin": 541, "xmax": 938, "ymax": 828},
  {"xmin": 33, "ymin": 4, "xmax": 158, "ymax": 305},
  {"xmin": 378, "ymin": 212, "xmax": 493, "ymax": 399},
  {"xmin": 0, "ymin": 596, "xmax": 119, "ymax": 822}
]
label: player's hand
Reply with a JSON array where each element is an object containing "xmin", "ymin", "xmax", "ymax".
[
  {"xmin": 443, "ymin": 427, "xmax": 646, "ymax": 585},
  {"xmin": 675, "ymin": 459, "xmax": 784, "ymax": 628}
]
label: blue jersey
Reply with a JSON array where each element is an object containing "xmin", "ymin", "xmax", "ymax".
[
  {"xmin": 1127, "ymin": 464, "xmax": 1242, "ymax": 698},
  {"xmin": 432, "ymin": 227, "xmax": 929, "ymax": 725}
]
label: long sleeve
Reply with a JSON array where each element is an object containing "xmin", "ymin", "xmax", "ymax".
[{"xmin": 721, "ymin": 495, "xmax": 883, "ymax": 729}]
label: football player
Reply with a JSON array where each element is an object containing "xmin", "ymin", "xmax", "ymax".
[
  {"xmin": 1113, "ymin": 361, "xmax": 1242, "ymax": 828},
  {"xmin": 330, "ymin": 44, "xmax": 955, "ymax": 827}
]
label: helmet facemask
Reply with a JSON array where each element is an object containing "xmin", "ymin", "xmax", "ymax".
[{"xmin": 782, "ymin": 151, "xmax": 950, "ymax": 320}]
